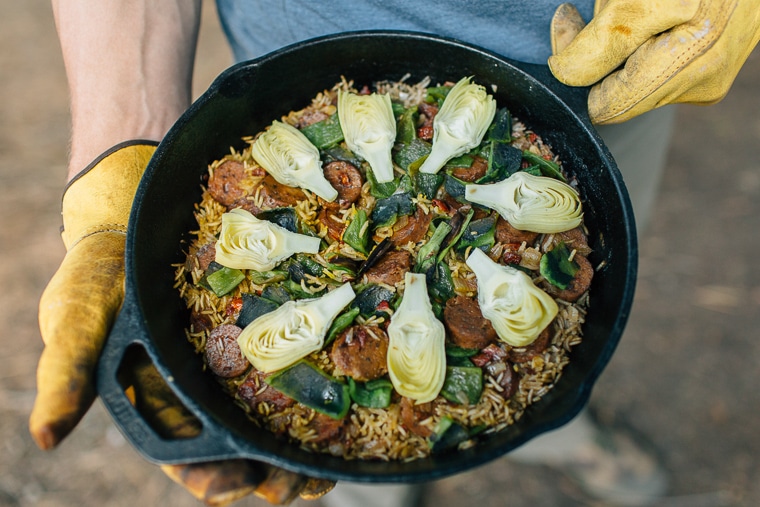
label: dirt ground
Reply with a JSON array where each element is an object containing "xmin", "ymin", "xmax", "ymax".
[{"xmin": 2, "ymin": 2, "xmax": 759, "ymax": 507}]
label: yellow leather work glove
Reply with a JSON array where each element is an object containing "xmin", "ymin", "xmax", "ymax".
[
  {"xmin": 548, "ymin": 0, "xmax": 760, "ymax": 124},
  {"xmin": 29, "ymin": 142, "xmax": 332, "ymax": 505},
  {"xmin": 31, "ymin": 141, "xmax": 157, "ymax": 448}
]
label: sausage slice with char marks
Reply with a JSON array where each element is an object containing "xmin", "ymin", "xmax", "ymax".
[
  {"xmin": 204, "ymin": 324, "xmax": 249, "ymax": 378},
  {"xmin": 330, "ymin": 325, "xmax": 389, "ymax": 382},
  {"xmin": 363, "ymin": 249, "xmax": 412, "ymax": 287},
  {"xmin": 322, "ymin": 161, "xmax": 363, "ymax": 208},
  {"xmin": 443, "ymin": 295, "xmax": 498, "ymax": 350}
]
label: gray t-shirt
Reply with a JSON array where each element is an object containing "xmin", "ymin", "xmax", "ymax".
[{"xmin": 215, "ymin": 0, "xmax": 594, "ymax": 64}]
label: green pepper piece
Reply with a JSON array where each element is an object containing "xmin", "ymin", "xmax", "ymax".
[
  {"xmin": 299, "ymin": 115, "xmax": 344, "ymax": 149},
  {"xmin": 455, "ymin": 215, "xmax": 496, "ymax": 253},
  {"xmin": 437, "ymin": 208, "xmax": 474, "ymax": 263},
  {"xmin": 426, "ymin": 85, "xmax": 451, "ymax": 106},
  {"xmin": 394, "ymin": 138, "xmax": 432, "ymax": 172},
  {"xmin": 395, "ymin": 106, "xmax": 419, "ymax": 145},
  {"xmin": 236, "ymin": 293, "xmax": 279, "ymax": 328},
  {"xmin": 476, "ymin": 142, "xmax": 522, "ymax": 184},
  {"xmin": 444, "ymin": 154, "xmax": 474, "ymax": 169},
  {"xmin": 366, "ymin": 165, "xmax": 399, "ymax": 199},
  {"xmin": 488, "ymin": 107, "xmax": 512, "ymax": 143},
  {"xmin": 266, "ymin": 360, "xmax": 351, "ymax": 419},
  {"xmin": 348, "ymin": 378, "xmax": 393, "ymax": 408},
  {"xmin": 443, "ymin": 173, "xmax": 468, "ymax": 203},
  {"xmin": 343, "ymin": 209, "xmax": 369, "ymax": 254},
  {"xmin": 540, "ymin": 242, "xmax": 580, "ymax": 290},
  {"xmin": 415, "ymin": 220, "xmax": 453, "ymax": 273},
  {"xmin": 324, "ymin": 307, "xmax": 360, "ymax": 346},
  {"xmin": 426, "ymin": 261, "xmax": 456, "ymax": 306},
  {"xmin": 441, "ymin": 365, "xmax": 483, "ymax": 405},
  {"xmin": 205, "ymin": 266, "xmax": 245, "ymax": 297},
  {"xmin": 249, "ymin": 269, "xmax": 288, "ymax": 285},
  {"xmin": 429, "ymin": 416, "xmax": 470, "ymax": 453},
  {"xmin": 521, "ymin": 150, "xmax": 566, "ymax": 181},
  {"xmin": 370, "ymin": 192, "xmax": 415, "ymax": 229}
]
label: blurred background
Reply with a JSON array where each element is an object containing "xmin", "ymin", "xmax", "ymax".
[{"xmin": 1, "ymin": 1, "xmax": 758, "ymax": 506}]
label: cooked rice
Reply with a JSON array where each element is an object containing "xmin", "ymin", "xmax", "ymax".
[{"xmin": 173, "ymin": 77, "xmax": 590, "ymax": 461}]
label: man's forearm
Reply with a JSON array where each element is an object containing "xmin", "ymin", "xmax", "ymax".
[{"xmin": 52, "ymin": 0, "xmax": 202, "ymax": 180}]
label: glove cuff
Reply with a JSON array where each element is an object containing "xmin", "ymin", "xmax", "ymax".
[{"xmin": 61, "ymin": 140, "xmax": 158, "ymax": 250}]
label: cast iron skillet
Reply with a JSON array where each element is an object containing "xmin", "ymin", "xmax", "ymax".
[{"xmin": 97, "ymin": 30, "xmax": 637, "ymax": 484}]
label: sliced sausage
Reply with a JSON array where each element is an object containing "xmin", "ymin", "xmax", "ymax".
[
  {"xmin": 323, "ymin": 161, "xmax": 363, "ymax": 207},
  {"xmin": 185, "ymin": 242, "xmax": 216, "ymax": 272},
  {"xmin": 330, "ymin": 325, "xmax": 389, "ymax": 382},
  {"xmin": 257, "ymin": 174, "xmax": 306, "ymax": 209},
  {"xmin": 443, "ymin": 295, "xmax": 498, "ymax": 350},
  {"xmin": 189, "ymin": 308, "xmax": 213, "ymax": 335},
  {"xmin": 541, "ymin": 253, "xmax": 594, "ymax": 302},
  {"xmin": 495, "ymin": 216, "xmax": 539, "ymax": 246},
  {"xmin": 399, "ymin": 397, "xmax": 433, "ymax": 437},
  {"xmin": 237, "ymin": 368, "xmax": 295, "ymax": 412},
  {"xmin": 508, "ymin": 327, "xmax": 552, "ymax": 363},
  {"xmin": 363, "ymin": 249, "xmax": 412, "ymax": 287},
  {"xmin": 204, "ymin": 324, "xmax": 249, "ymax": 378},
  {"xmin": 554, "ymin": 227, "xmax": 592, "ymax": 256},
  {"xmin": 207, "ymin": 160, "xmax": 248, "ymax": 207},
  {"xmin": 390, "ymin": 205, "xmax": 433, "ymax": 246},
  {"xmin": 295, "ymin": 109, "xmax": 330, "ymax": 128},
  {"xmin": 318, "ymin": 203, "xmax": 346, "ymax": 241},
  {"xmin": 450, "ymin": 155, "xmax": 488, "ymax": 183},
  {"xmin": 306, "ymin": 413, "xmax": 347, "ymax": 448},
  {"xmin": 417, "ymin": 101, "xmax": 439, "ymax": 141}
]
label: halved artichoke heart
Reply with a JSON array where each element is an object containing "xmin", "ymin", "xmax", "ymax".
[
  {"xmin": 387, "ymin": 273, "xmax": 446, "ymax": 403},
  {"xmin": 337, "ymin": 90, "xmax": 396, "ymax": 183},
  {"xmin": 215, "ymin": 208, "xmax": 320, "ymax": 272},
  {"xmin": 251, "ymin": 120, "xmax": 338, "ymax": 201},
  {"xmin": 237, "ymin": 283, "xmax": 356, "ymax": 372},
  {"xmin": 418, "ymin": 76, "xmax": 496, "ymax": 175},
  {"xmin": 465, "ymin": 172, "xmax": 582, "ymax": 233},
  {"xmin": 466, "ymin": 248, "xmax": 558, "ymax": 347}
]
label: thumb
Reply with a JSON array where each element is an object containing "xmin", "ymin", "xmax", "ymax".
[{"xmin": 549, "ymin": 0, "xmax": 700, "ymax": 86}]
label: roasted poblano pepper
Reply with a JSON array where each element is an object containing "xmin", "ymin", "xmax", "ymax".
[{"xmin": 266, "ymin": 360, "xmax": 351, "ymax": 419}]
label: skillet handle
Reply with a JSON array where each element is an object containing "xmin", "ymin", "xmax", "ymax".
[{"xmin": 96, "ymin": 287, "xmax": 243, "ymax": 465}]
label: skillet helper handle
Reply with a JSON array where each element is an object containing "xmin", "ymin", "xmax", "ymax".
[{"xmin": 96, "ymin": 288, "xmax": 239, "ymax": 465}]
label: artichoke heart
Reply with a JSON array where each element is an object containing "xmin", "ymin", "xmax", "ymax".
[
  {"xmin": 419, "ymin": 76, "xmax": 496, "ymax": 175},
  {"xmin": 237, "ymin": 283, "xmax": 356, "ymax": 372},
  {"xmin": 337, "ymin": 90, "xmax": 396, "ymax": 183},
  {"xmin": 466, "ymin": 248, "xmax": 558, "ymax": 347},
  {"xmin": 251, "ymin": 120, "xmax": 338, "ymax": 201},
  {"xmin": 465, "ymin": 172, "xmax": 582, "ymax": 233},
  {"xmin": 215, "ymin": 208, "xmax": 320, "ymax": 271},
  {"xmin": 387, "ymin": 273, "xmax": 446, "ymax": 403}
]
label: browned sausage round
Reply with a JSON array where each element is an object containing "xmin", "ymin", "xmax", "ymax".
[
  {"xmin": 555, "ymin": 227, "xmax": 592, "ymax": 256},
  {"xmin": 204, "ymin": 324, "xmax": 249, "ymax": 378},
  {"xmin": 257, "ymin": 174, "xmax": 306, "ymax": 209},
  {"xmin": 323, "ymin": 161, "xmax": 363, "ymax": 207},
  {"xmin": 495, "ymin": 216, "xmax": 539, "ymax": 246},
  {"xmin": 185, "ymin": 242, "xmax": 216, "ymax": 272},
  {"xmin": 330, "ymin": 325, "xmax": 389, "ymax": 382},
  {"xmin": 443, "ymin": 295, "xmax": 498, "ymax": 350},
  {"xmin": 390, "ymin": 205, "xmax": 433, "ymax": 246},
  {"xmin": 399, "ymin": 397, "xmax": 433, "ymax": 437},
  {"xmin": 207, "ymin": 160, "xmax": 248, "ymax": 207},
  {"xmin": 542, "ymin": 253, "xmax": 594, "ymax": 302},
  {"xmin": 508, "ymin": 326, "xmax": 552, "ymax": 363},
  {"xmin": 318, "ymin": 203, "xmax": 346, "ymax": 241},
  {"xmin": 450, "ymin": 155, "xmax": 488, "ymax": 182},
  {"xmin": 237, "ymin": 368, "xmax": 295, "ymax": 412},
  {"xmin": 363, "ymin": 249, "xmax": 412, "ymax": 286}
]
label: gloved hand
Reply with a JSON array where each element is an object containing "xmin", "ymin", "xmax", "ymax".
[
  {"xmin": 29, "ymin": 142, "xmax": 332, "ymax": 505},
  {"xmin": 548, "ymin": 0, "xmax": 760, "ymax": 124}
]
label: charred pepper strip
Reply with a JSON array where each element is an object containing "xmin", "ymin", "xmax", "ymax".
[{"xmin": 266, "ymin": 360, "xmax": 350, "ymax": 419}]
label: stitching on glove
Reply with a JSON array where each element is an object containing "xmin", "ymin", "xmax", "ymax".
[{"xmin": 65, "ymin": 225, "xmax": 128, "ymax": 250}]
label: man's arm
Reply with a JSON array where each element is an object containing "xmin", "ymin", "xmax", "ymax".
[{"xmin": 52, "ymin": 0, "xmax": 202, "ymax": 179}]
